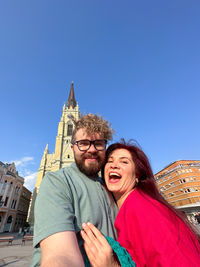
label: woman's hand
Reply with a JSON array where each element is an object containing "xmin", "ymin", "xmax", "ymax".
[{"xmin": 81, "ymin": 222, "xmax": 119, "ymax": 267}]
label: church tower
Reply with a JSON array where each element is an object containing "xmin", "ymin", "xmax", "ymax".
[
  {"xmin": 28, "ymin": 83, "xmax": 79, "ymax": 225},
  {"xmin": 35, "ymin": 82, "xmax": 79, "ymax": 191}
]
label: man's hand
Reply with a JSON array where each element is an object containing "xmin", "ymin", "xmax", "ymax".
[
  {"xmin": 81, "ymin": 223, "xmax": 120, "ymax": 267},
  {"xmin": 40, "ymin": 231, "xmax": 85, "ymax": 267}
]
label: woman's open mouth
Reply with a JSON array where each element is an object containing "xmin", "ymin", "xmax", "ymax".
[{"xmin": 108, "ymin": 172, "xmax": 121, "ymax": 183}]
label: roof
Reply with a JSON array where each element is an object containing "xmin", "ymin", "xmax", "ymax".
[
  {"xmin": 67, "ymin": 82, "xmax": 77, "ymax": 109},
  {"xmin": 155, "ymin": 159, "xmax": 200, "ymax": 176}
]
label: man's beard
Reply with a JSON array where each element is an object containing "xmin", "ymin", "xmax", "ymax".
[{"xmin": 75, "ymin": 152, "xmax": 105, "ymax": 177}]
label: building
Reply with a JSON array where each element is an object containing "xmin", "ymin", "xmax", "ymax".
[
  {"xmin": 14, "ymin": 186, "xmax": 32, "ymax": 232},
  {"xmin": 26, "ymin": 194, "xmax": 32, "ymax": 223},
  {"xmin": 29, "ymin": 82, "xmax": 80, "ymax": 225},
  {"xmin": 155, "ymin": 160, "xmax": 200, "ymax": 220},
  {"xmin": 0, "ymin": 161, "xmax": 31, "ymax": 232}
]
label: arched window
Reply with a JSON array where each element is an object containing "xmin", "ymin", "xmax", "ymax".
[
  {"xmin": 67, "ymin": 124, "xmax": 73, "ymax": 136},
  {"xmin": 13, "ymin": 200, "xmax": 17, "ymax": 209},
  {"xmin": 7, "ymin": 216, "xmax": 12, "ymax": 223}
]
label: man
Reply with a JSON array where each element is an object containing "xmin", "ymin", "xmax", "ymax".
[{"xmin": 31, "ymin": 114, "xmax": 118, "ymax": 267}]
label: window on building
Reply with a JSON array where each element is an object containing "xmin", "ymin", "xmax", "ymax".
[
  {"xmin": 13, "ymin": 200, "xmax": 17, "ymax": 209},
  {"xmin": 3, "ymin": 180, "xmax": 7, "ymax": 188},
  {"xmin": 67, "ymin": 155, "xmax": 70, "ymax": 159},
  {"xmin": 67, "ymin": 124, "xmax": 73, "ymax": 136},
  {"xmin": 7, "ymin": 216, "xmax": 12, "ymax": 224},
  {"xmin": 11, "ymin": 200, "xmax": 14, "ymax": 209},
  {"xmin": 4, "ymin": 197, "xmax": 8, "ymax": 206}
]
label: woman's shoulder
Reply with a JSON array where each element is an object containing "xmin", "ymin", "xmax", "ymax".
[
  {"xmin": 122, "ymin": 189, "xmax": 158, "ymax": 209},
  {"xmin": 119, "ymin": 189, "xmax": 172, "ymax": 220}
]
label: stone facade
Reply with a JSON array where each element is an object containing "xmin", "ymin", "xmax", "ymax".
[{"xmin": 0, "ymin": 162, "xmax": 31, "ymax": 232}]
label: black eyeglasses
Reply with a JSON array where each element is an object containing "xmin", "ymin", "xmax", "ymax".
[{"xmin": 72, "ymin": 139, "xmax": 107, "ymax": 151}]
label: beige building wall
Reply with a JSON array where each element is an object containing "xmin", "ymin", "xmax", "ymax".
[{"xmin": 0, "ymin": 162, "xmax": 31, "ymax": 232}]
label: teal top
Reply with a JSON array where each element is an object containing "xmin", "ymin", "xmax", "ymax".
[
  {"xmin": 84, "ymin": 236, "xmax": 136, "ymax": 267},
  {"xmin": 31, "ymin": 163, "xmax": 118, "ymax": 267}
]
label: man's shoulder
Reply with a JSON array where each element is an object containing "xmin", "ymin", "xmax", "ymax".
[
  {"xmin": 40, "ymin": 163, "xmax": 86, "ymax": 189},
  {"xmin": 43, "ymin": 163, "xmax": 77, "ymax": 179}
]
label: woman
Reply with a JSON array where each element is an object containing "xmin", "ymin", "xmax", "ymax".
[{"xmin": 81, "ymin": 141, "xmax": 200, "ymax": 267}]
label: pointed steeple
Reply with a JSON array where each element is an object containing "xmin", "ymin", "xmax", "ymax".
[
  {"xmin": 44, "ymin": 143, "xmax": 49, "ymax": 154},
  {"xmin": 67, "ymin": 82, "xmax": 77, "ymax": 109}
]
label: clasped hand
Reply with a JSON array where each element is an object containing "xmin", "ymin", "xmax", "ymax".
[{"xmin": 81, "ymin": 222, "xmax": 119, "ymax": 267}]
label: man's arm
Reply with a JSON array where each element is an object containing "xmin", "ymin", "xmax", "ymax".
[{"xmin": 40, "ymin": 231, "xmax": 85, "ymax": 267}]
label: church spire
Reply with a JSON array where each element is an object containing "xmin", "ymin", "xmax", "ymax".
[
  {"xmin": 44, "ymin": 143, "xmax": 49, "ymax": 154},
  {"xmin": 67, "ymin": 82, "xmax": 77, "ymax": 109}
]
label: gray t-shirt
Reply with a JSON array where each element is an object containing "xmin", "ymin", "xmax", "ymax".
[{"xmin": 31, "ymin": 163, "xmax": 118, "ymax": 266}]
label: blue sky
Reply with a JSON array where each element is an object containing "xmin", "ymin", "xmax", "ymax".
[{"xmin": 0, "ymin": 0, "xmax": 200, "ymax": 192}]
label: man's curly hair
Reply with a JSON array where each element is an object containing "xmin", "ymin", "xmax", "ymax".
[{"xmin": 71, "ymin": 113, "xmax": 114, "ymax": 143}]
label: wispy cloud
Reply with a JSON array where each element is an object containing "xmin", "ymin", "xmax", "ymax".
[
  {"xmin": 6, "ymin": 156, "xmax": 37, "ymax": 193},
  {"xmin": 24, "ymin": 172, "xmax": 37, "ymax": 192},
  {"xmin": 13, "ymin": 157, "xmax": 34, "ymax": 167}
]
